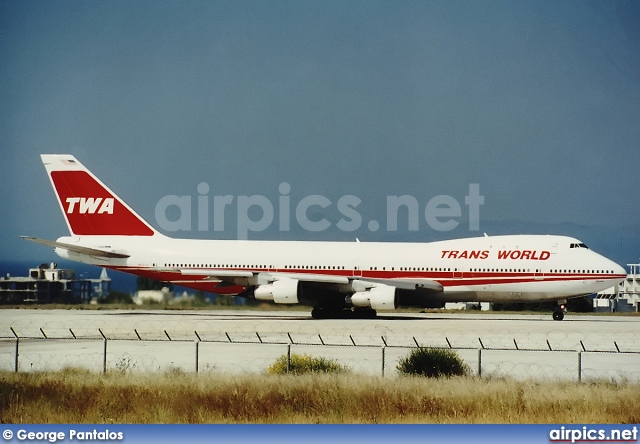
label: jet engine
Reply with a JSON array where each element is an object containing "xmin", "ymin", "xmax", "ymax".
[
  {"xmin": 349, "ymin": 285, "xmax": 398, "ymax": 310},
  {"xmin": 254, "ymin": 278, "xmax": 300, "ymax": 304}
]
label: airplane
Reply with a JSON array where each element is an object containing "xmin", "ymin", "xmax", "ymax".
[{"xmin": 22, "ymin": 154, "xmax": 626, "ymax": 321}]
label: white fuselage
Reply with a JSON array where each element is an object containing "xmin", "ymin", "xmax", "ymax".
[
  {"xmin": 55, "ymin": 233, "xmax": 626, "ymax": 303},
  {"xmin": 31, "ymin": 154, "xmax": 628, "ymax": 317}
]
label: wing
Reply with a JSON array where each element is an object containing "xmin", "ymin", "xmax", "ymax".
[
  {"xmin": 174, "ymin": 268, "xmax": 443, "ymax": 308},
  {"xmin": 355, "ymin": 277, "xmax": 443, "ymax": 293},
  {"xmin": 177, "ymin": 269, "xmax": 441, "ymax": 291},
  {"xmin": 175, "ymin": 269, "xmax": 349, "ymax": 289}
]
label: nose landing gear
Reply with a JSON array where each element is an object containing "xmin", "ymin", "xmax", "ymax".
[{"xmin": 552, "ymin": 301, "xmax": 566, "ymax": 321}]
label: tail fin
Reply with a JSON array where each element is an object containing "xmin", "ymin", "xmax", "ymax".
[{"xmin": 42, "ymin": 154, "xmax": 158, "ymax": 236}]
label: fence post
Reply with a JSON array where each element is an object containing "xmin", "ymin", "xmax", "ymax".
[
  {"xmin": 99, "ymin": 328, "xmax": 107, "ymax": 375},
  {"xmin": 478, "ymin": 348, "xmax": 482, "ymax": 377},
  {"xmin": 102, "ymin": 338, "xmax": 107, "ymax": 374},
  {"xmin": 286, "ymin": 344, "xmax": 291, "ymax": 374},
  {"xmin": 195, "ymin": 340, "xmax": 200, "ymax": 374},
  {"xmin": 14, "ymin": 337, "xmax": 19, "ymax": 373},
  {"xmin": 381, "ymin": 346, "xmax": 386, "ymax": 377},
  {"xmin": 578, "ymin": 351, "xmax": 582, "ymax": 382},
  {"xmin": 10, "ymin": 327, "xmax": 18, "ymax": 373}
]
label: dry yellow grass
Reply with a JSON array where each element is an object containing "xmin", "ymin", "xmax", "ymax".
[{"xmin": 1, "ymin": 369, "xmax": 639, "ymax": 423}]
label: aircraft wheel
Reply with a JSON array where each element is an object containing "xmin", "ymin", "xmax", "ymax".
[
  {"xmin": 364, "ymin": 308, "xmax": 377, "ymax": 319},
  {"xmin": 351, "ymin": 308, "xmax": 377, "ymax": 319},
  {"xmin": 312, "ymin": 308, "xmax": 348, "ymax": 319},
  {"xmin": 311, "ymin": 308, "xmax": 325, "ymax": 319},
  {"xmin": 552, "ymin": 310, "xmax": 564, "ymax": 321}
]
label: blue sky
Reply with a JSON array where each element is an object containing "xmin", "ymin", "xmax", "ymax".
[{"xmin": 1, "ymin": 0, "xmax": 639, "ymax": 263}]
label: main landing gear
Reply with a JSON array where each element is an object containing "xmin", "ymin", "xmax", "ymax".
[
  {"xmin": 552, "ymin": 301, "xmax": 566, "ymax": 321},
  {"xmin": 311, "ymin": 307, "xmax": 377, "ymax": 319}
]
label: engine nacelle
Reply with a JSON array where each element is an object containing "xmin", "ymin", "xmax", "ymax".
[
  {"xmin": 350, "ymin": 285, "xmax": 398, "ymax": 310},
  {"xmin": 254, "ymin": 278, "xmax": 300, "ymax": 304}
]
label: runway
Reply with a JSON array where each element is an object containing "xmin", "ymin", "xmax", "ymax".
[
  {"xmin": 1, "ymin": 309, "xmax": 639, "ymax": 380},
  {"xmin": 2, "ymin": 309, "xmax": 639, "ymax": 349}
]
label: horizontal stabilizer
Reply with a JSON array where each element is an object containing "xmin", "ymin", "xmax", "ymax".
[{"xmin": 20, "ymin": 236, "xmax": 130, "ymax": 259}]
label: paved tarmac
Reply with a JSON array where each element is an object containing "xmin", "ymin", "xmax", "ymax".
[{"xmin": 1, "ymin": 309, "xmax": 638, "ymax": 381}]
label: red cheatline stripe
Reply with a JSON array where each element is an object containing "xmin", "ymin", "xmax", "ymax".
[{"xmin": 108, "ymin": 265, "xmax": 624, "ymax": 287}]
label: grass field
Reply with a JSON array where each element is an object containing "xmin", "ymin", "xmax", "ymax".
[{"xmin": 1, "ymin": 369, "xmax": 639, "ymax": 423}]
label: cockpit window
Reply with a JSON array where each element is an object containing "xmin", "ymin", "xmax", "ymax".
[{"xmin": 569, "ymin": 243, "xmax": 589, "ymax": 249}]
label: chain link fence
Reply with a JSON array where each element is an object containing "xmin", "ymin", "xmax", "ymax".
[{"xmin": 1, "ymin": 326, "xmax": 639, "ymax": 382}]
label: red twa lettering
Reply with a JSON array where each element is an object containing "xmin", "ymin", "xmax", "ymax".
[
  {"xmin": 66, "ymin": 197, "xmax": 115, "ymax": 215},
  {"xmin": 440, "ymin": 250, "xmax": 489, "ymax": 259},
  {"xmin": 497, "ymin": 250, "xmax": 551, "ymax": 260}
]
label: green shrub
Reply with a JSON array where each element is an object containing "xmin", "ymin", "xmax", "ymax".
[
  {"xmin": 267, "ymin": 353, "xmax": 348, "ymax": 375},
  {"xmin": 397, "ymin": 347, "xmax": 470, "ymax": 378}
]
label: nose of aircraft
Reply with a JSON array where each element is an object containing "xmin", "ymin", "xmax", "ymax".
[
  {"xmin": 594, "ymin": 250, "xmax": 626, "ymax": 277},
  {"xmin": 603, "ymin": 256, "xmax": 627, "ymax": 277},
  {"xmin": 613, "ymin": 262, "xmax": 627, "ymax": 277}
]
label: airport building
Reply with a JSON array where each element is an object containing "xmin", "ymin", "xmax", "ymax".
[
  {"xmin": 0, "ymin": 263, "xmax": 110, "ymax": 304},
  {"xmin": 593, "ymin": 263, "xmax": 640, "ymax": 312}
]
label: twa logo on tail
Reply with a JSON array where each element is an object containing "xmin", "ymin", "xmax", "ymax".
[
  {"xmin": 42, "ymin": 155, "xmax": 157, "ymax": 237},
  {"xmin": 66, "ymin": 197, "xmax": 114, "ymax": 214}
]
